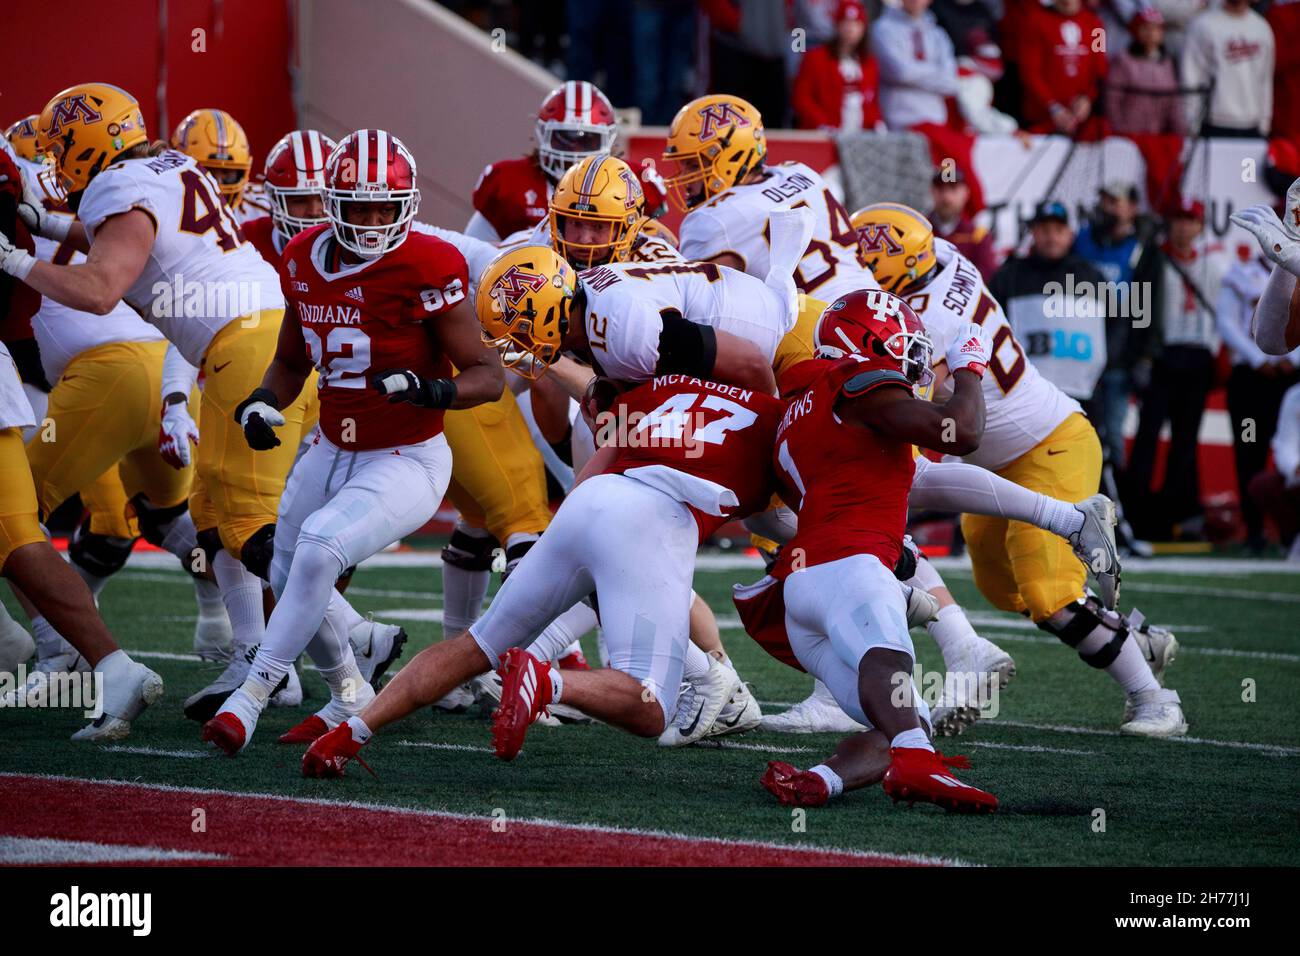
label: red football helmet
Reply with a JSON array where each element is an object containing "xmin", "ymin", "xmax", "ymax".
[
  {"xmin": 264, "ymin": 129, "xmax": 337, "ymax": 239},
  {"xmin": 324, "ymin": 129, "xmax": 420, "ymax": 258},
  {"xmin": 813, "ymin": 289, "xmax": 934, "ymax": 385},
  {"xmin": 535, "ymin": 81, "xmax": 619, "ymax": 182}
]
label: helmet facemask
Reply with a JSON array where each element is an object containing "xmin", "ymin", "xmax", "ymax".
[
  {"xmin": 537, "ymin": 123, "xmax": 617, "ymax": 182},
  {"xmin": 269, "ymin": 186, "xmax": 328, "ymax": 239},
  {"xmin": 551, "ymin": 207, "xmax": 636, "ymax": 269},
  {"xmin": 327, "ymin": 189, "xmax": 419, "ymax": 259}
]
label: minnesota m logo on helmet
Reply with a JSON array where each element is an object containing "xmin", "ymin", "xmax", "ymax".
[
  {"xmin": 697, "ymin": 102, "xmax": 752, "ymax": 142},
  {"xmin": 857, "ymin": 223, "xmax": 905, "ymax": 256},
  {"xmin": 44, "ymin": 94, "xmax": 102, "ymax": 136},
  {"xmin": 491, "ymin": 265, "xmax": 548, "ymax": 310}
]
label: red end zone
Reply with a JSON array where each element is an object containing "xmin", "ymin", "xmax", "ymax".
[{"xmin": 0, "ymin": 774, "xmax": 939, "ymax": 867}]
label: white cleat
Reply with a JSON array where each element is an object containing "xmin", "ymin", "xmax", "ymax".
[
  {"xmin": 1127, "ymin": 610, "xmax": 1177, "ymax": 686},
  {"xmin": 1, "ymin": 651, "xmax": 91, "ymax": 708},
  {"xmin": 72, "ymin": 654, "xmax": 164, "ymax": 742},
  {"xmin": 659, "ymin": 657, "xmax": 741, "ymax": 747},
  {"xmin": 1071, "ymin": 494, "xmax": 1121, "ymax": 609},
  {"xmin": 193, "ymin": 609, "xmax": 234, "ymax": 663},
  {"xmin": 432, "ymin": 682, "xmax": 477, "ymax": 713},
  {"xmin": 708, "ymin": 679, "xmax": 763, "ymax": 737},
  {"xmin": 1120, "ymin": 688, "xmax": 1188, "ymax": 737},
  {"xmin": 930, "ymin": 639, "xmax": 1016, "ymax": 737},
  {"xmin": 183, "ymin": 644, "xmax": 286, "ymax": 723},
  {"xmin": 350, "ymin": 617, "xmax": 408, "ymax": 690},
  {"xmin": 268, "ymin": 664, "xmax": 303, "ymax": 708},
  {"xmin": 0, "ymin": 615, "xmax": 35, "ymax": 673},
  {"xmin": 760, "ymin": 686, "xmax": 868, "ymax": 734}
]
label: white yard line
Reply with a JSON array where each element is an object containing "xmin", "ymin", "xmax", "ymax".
[
  {"xmin": 983, "ymin": 720, "xmax": 1300, "ymax": 756},
  {"xmin": 965, "ymin": 741, "xmax": 1095, "ymax": 756},
  {"xmin": 397, "ymin": 740, "xmax": 494, "ymax": 754},
  {"xmin": 98, "ymin": 745, "xmax": 209, "ymax": 759}
]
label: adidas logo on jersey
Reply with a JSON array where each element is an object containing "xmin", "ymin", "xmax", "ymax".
[{"xmin": 345, "ymin": 286, "xmax": 365, "ymax": 303}]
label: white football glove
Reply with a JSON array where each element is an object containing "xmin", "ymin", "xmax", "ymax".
[
  {"xmin": 16, "ymin": 163, "xmax": 72, "ymax": 242},
  {"xmin": 1231, "ymin": 178, "xmax": 1300, "ymax": 277},
  {"xmin": 944, "ymin": 321, "xmax": 994, "ymax": 377},
  {"xmin": 158, "ymin": 399, "xmax": 200, "ymax": 469},
  {"xmin": 0, "ymin": 229, "xmax": 36, "ymax": 280}
]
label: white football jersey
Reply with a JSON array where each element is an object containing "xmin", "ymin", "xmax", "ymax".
[
  {"xmin": 414, "ymin": 222, "xmax": 503, "ymax": 302},
  {"xmin": 77, "ymin": 150, "xmax": 285, "ymax": 365},
  {"xmin": 0, "ymin": 344, "xmax": 36, "ymax": 431},
  {"xmin": 678, "ymin": 161, "xmax": 879, "ymax": 304},
  {"xmin": 907, "ymin": 239, "xmax": 1081, "ymax": 470},
  {"xmin": 576, "ymin": 260, "xmax": 794, "ymax": 382}
]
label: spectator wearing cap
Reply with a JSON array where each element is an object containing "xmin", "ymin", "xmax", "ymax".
[
  {"xmin": 1267, "ymin": 0, "xmax": 1300, "ymax": 141},
  {"xmin": 792, "ymin": 0, "xmax": 885, "ymax": 132},
  {"xmin": 929, "ymin": 166, "xmax": 998, "ymax": 279},
  {"xmin": 870, "ymin": 0, "xmax": 961, "ymax": 130},
  {"xmin": 989, "ymin": 201, "xmax": 1109, "ymax": 404},
  {"xmin": 1181, "ymin": 0, "xmax": 1275, "ymax": 138},
  {"xmin": 1217, "ymin": 243, "xmax": 1300, "ymax": 549},
  {"xmin": 1105, "ymin": 8, "xmax": 1187, "ymax": 136},
  {"xmin": 1125, "ymin": 199, "xmax": 1224, "ymax": 539},
  {"xmin": 1249, "ymin": 383, "xmax": 1300, "ymax": 561},
  {"xmin": 1072, "ymin": 181, "xmax": 1164, "ymax": 470},
  {"xmin": 1017, "ymin": 0, "xmax": 1109, "ymax": 140}
]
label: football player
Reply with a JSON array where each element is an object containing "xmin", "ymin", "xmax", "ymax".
[
  {"xmin": 466, "ymin": 81, "xmax": 666, "ymax": 242},
  {"xmin": 742, "ymin": 289, "xmax": 998, "ymax": 811},
  {"xmin": 853, "ymin": 203, "xmax": 1186, "ymax": 736},
  {"xmin": 302, "ymin": 360, "xmax": 782, "ymax": 777},
  {"xmin": 1231, "ymin": 176, "xmax": 1300, "ymax": 355},
  {"xmin": 201, "ymin": 129, "xmax": 504, "ymax": 754},
  {"xmin": 10, "ymin": 83, "xmax": 322, "ymax": 720},
  {"xmin": 170, "ymin": 108, "xmax": 270, "ymax": 224}
]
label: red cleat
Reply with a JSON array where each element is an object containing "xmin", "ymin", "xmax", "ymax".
[
  {"xmin": 279, "ymin": 714, "xmax": 329, "ymax": 745},
  {"xmin": 302, "ymin": 722, "xmax": 373, "ymax": 778},
  {"xmin": 201, "ymin": 712, "xmax": 246, "ymax": 756},
  {"xmin": 491, "ymin": 648, "xmax": 552, "ymax": 761},
  {"xmin": 760, "ymin": 761, "xmax": 830, "ymax": 807},
  {"xmin": 556, "ymin": 649, "xmax": 590, "ymax": 671},
  {"xmin": 882, "ymin": 747, "xmax": 997, "ymax": 813}
]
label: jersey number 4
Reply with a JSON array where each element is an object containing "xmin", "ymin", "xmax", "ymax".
[
  {"xmin": 302, "ymin": 326, "xmax": 372, "ymax": 389},
  {"xmin": 179, "ymin": 169, "xmax": 245, "ymax": 252}
]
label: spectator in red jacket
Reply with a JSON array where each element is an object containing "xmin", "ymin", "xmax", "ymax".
[
  {"xmin": 792, "ymin": 0, "xmax": 883, "ymax": 132},
  {"xmin": 1018, "ymin": 0, "xmax": 1108, "ymax": 139},
  {"xmin": 1106, "ymin": 8, "xmax": 1187, "ymax": 136}
]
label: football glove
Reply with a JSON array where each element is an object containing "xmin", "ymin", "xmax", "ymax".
[
  {"xmin": 1231, "ymin": 186, "xmax": 1300, "ymax": 278},
  {"xmin": 159, "ymin": 398, "xmax": 200, "ymax": 469},
  {"xmin": 0, "ymin": 229, "xmax": 36, "ymax": 280},
  {"xmin": 945, "ymin": 321, "xmax": 994, "ymax": 377},
  {"xmin": 234, "ymin": 388, "xmax": 285, "ymax": 450},
  {"xmin": 370, "ymin": 369, "xmax": 458, "ymax": 408}
]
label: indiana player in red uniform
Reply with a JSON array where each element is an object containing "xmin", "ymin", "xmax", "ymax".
[
  {"xmin": 466, "ymin": 81, "xmax": 667, "ymax": 242},
  {"xmin": 739, "ymin": 289, "xmax": 999, "ymax": 812},
  {"xmin": 201, "ymin": 129, "xmax": 504, "ymax": 754},
  {"xmin": 302, "ymin": 372, "xmax": 784, "ymax": 776},
  {"xmin": 242, "ymin": 129, "xmax": 337, "ymax": 263}
]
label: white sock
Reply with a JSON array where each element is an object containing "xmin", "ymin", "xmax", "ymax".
[
  {"xmin": 320, "ymin": 655, "xmax": 369, "ymax": 707},
  {"xmin": 71, "ymin": 562, "xmax": 111, "ymax": 599},
  {"xmin": 193, "ymin": 576, "xmax": 226, "ymax": 618},
  {"xmin": 808, "ymin": 764, "xmax": 844, "ymax": 797},
  {"xmin": 548, "ymin": 667, "xmax": 564, "ymax": 703},
  {"xmin": 1105, "ymin": 637, "xmax": 1162, "ymax": 694},
  {"xmin": 32, "ymin": 615, "xmax": 74, "ymax": 661},
  {"xmin": 1050, "ymin": 501, "xmax": 1086, "ymax": 539},
  {"xmin": 526, "ymin": 602, "xmax": 598, "ymax": 662},
  {"xmin": 327, "ymin": 589, "xmax": 366, "ymax": 634},
  {"xmin": 926, "ymin": 603, "xmax": 980, "ymax": 667},
  {"xmin": 441, "ymin": 564, "xmax": 490, "ymax": 641},
  {"xmin": 213, "ymin": 550, "xmax": 265, "ymax": 650},
  {"xmin": 682, "ymin": 641, "xmax": 712, "ymax": 681},
  {"xmin": 346, "ymin": 714, "xmax": 373, "ymax": 743},
  {"xmin": 891, "ymin": 728, "xmax": 934, "ymax": 752}
]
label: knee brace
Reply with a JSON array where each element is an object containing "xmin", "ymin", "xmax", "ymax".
[
  {"xmin": 194, "ymin": 527, "xmax": 223, "ymax": 578},
  {"xmin": 68, "ymin": 517, "xmax": 137, "ymax": 578},
  {"xmin": 128, "ymin": 493, "xmax": 190, "ymax": 548},
  {"xmin": 501, "ymin": 536, "xmax": 537, "ymax": 581},
  {"xmin": 239, "ymin": 523, "xmax": 277, "ymax": 581},
  {"xmin": 892, "ymin": 536, "xmax": 920, "ymax": 582},
  {"xmin": 1037, "ymin": 595, "xmax": 1128, "ymax": 669},
  {"xmin": 441, "ymin": 527, "xmax": 499, "ymax": 572}
]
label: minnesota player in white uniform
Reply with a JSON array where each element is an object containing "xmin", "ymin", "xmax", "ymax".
[
  {"xmin": 856, "ymin": 203, "xmax": 1186, "ymax": 737},
  {"xmin": 1231, "ymin": 177, "xmax": 1300, "ymax": 356}
]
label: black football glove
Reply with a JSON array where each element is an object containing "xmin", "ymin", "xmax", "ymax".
[
  {"xmin": 233, "ymin": 388, "xmax": 284, "ymax": 450},
  {"xmin": 370, "ymin": 369, "xmax": 458, "ymax": 409}
]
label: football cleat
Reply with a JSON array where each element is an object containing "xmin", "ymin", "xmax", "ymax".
[
  {"xmin": 556, "ymin": 647, "xmax": 591, "ymax": 670},
  {"xmin": 658, "ymin": 657, "xmax": 741, "ymax": 747},
  {"xmin": 268, "ymin": 665, "xmax": 303, "ymax": 708},
  {"xmin": 201, "ymin": 711, "xmax": 249, "ymax": 756},
  {"xmin": 491, "ymin": 648, "xmax": 553, "ymax": 761},
  {"xmin": 1, "ymin": 650, "xmax": 90, "ymax": 709},
  {"xmin": 71, "ymin": 656, "xmax": 164, "ymax": 742},
  {"xmin": 1120, "ymin": 688, "xmax": 1188, "ymax": 737},
  {"xmin": 761, "ymin": 761, "xmax": 830, "ymax": 807},
  {"xmin": 931, "ymin": 639, "xmax": 1016, "ymax": 737},
  {"xmin": 881, "ymin": 747, "xmax": 998, "ymax": 813},
  {"xmin": 707, "ymin": 673, "xmax": 763, "ymax": 737},
  {"xmin": 473, "ymin": 668, "xmax": 572, "ymax": 725},
  {"xmin": 1071, "ymin": 494, "xmax": 1121, "ymax": 610},
  {"xmin": 350, "ymin": 617, "xmax": 408, "ymax": 690},
  {"xmin": 283, "ymin": 680, "xmax": 376, "ymax": 745},
  {"xmin": 1127, "ymin": 610, "xmax": 1177, "ymax": 686},
  {"xmin": 760, "ymin": 683, "xmax": 868, "ymax": 734},
  {"xmin": 431, "ymin": 682, "xmax": 476, "ymax": 713},
  {"xmin": 0, "ymin": 612, "xmax": 35, "ymax": 674},
  {"xmin": 279, "ymin": 714, "xmax": 329, "ymax": 745},
  {"xmin": 182, "ymin": 644, "xmax": 288, "ymax": 722},
  {"xmin": 302, "ymin": 721, "xmax": 373, "ymax": 778}
]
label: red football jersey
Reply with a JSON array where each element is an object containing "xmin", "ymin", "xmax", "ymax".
[
  {"xmin": 771, "ymin": 356, "xmax": 915, "ymax": 578},
  {"xmin": 277, "ymin": 224, "xmax": 468, "ymax": 450},
  {"xmin": 602, "ymin": 374, "xmax": 783, "ymax": 541},
  {"xmin": 242, "ymin": 215, "xmax": 283, "ymax": 265},
  {"xmin": 472, "ymin": 154, "xmax": 669, "ymax": 239}
]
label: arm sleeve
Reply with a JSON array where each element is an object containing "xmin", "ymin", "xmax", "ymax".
[
  {"xmin": 1253, "ymin": 264, "xmax": 1300, "ymax": 356},
  {"xmin": 1273, "ymin": 384, "xmax": 1300, "ymax": 482},
  {"xmin": 160, "ymin": 343, "xmax": 200, "ymax": 399},
  {"xmin": 463, "ymin": 210, "xmax": 502, "ymax": 243},
  {"xmin": 655, "ymin": 315, "xmax": 718, "ymax": 378}
]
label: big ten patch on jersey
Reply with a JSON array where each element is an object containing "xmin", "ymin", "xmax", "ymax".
[
  {"xmin": 771, "ymin": 356, "xmax": 914, "ymax": 577},
  {"xmin": 278, "ymin": 225, "xmax": 469, "ymax": 450},
  {"xmin": 599, "ymin": 374, "xmax": 784, "ymax": 540}
]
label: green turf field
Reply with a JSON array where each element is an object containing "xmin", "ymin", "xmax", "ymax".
[{"xmin": 3, "ymin": 552, "xmax": 1298, "ymax": 866}]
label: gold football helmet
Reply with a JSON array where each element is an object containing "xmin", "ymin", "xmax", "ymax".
[
  {"xmin": 171, "ymin": 108, "xmax": 253, "ymax": 207},
  {"xmin": 850, "ymin": 203, "xmax": 938, "ymax": 293},
  {"xmin": 661, "ymin": 94, "xmax": 766, "ymax": 212},
  {"xmin": 549, "ymin": 154, "xmax": 645, "ymax": 268},
  {"xmin": 36, "ymin": 83, "xmax": 148, "ymax": 197},
  {"xmin": 4, "ymin": 115, "xmax": 45, "ymax": 163},
  {"xmin": 476, "ymin": 246, "xmax": 576, "ymax": 379}
]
